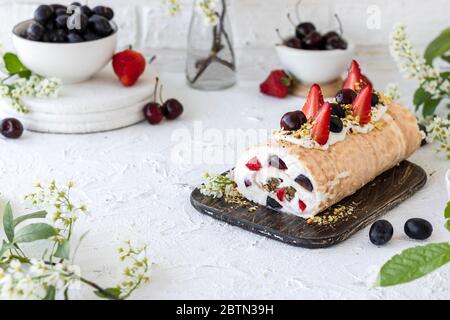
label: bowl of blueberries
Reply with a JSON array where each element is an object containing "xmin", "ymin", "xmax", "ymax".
[
  {"xmin": 275, "ymin": 13, "xmax": 354, "ymax": 85},
  {"xmin": 12, "ymin": 2, "xmax": 118, "ymax": 84}
]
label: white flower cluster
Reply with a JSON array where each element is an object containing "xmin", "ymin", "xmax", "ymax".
[
  {"xmin": 385, "ymin": 83, "xmax": 401, "ymax": 101},
  {"xmin": 0, "ymin": 75, "xmax": 60, "ymax": 113},
  {"xmin": 390, "ymin": 24, "xmax": 449, "ymax": 99},
  {"xmin": 196, "ymin": 0, "xmax": 219, "ymax": 26},
  {"xmin": 163, "ymin": 0, "xmax": 182, "ymax": 16},
  {"xmin": 426, "ymin": 116, "xmax": 450, "ymax": 158},
  {"xmin": 199, "ymin": 171, "xmax": 239, "ymax": 199},
  {"xmin": 25, "ymin": 181, "xmax": 87, "ymax": 231},
  {"xmin": 0, "ymin": 259, "xmax": 80, "ymax": 300},
  {"xmin": 116, "ymin": 242, "xmax": 150, "ymax": 299}
]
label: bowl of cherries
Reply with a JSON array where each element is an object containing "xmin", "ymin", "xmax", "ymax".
[
  {"xmin": 275, "ymin": 5, "xmax": 354, "ymax": 85},
  {"xmin": 12, "ymin": 2, "xmax": 118, "ymax": 84}
]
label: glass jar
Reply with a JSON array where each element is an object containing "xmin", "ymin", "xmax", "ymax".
[{"xmin": 185, "ymin": 0, "xmax": 236, "ymax": 90}]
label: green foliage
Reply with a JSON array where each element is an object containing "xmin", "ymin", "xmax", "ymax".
[
  {"xmin": 424, "ymin": 27, "xmax": 450, "ymax": 65},
  {"xmin": 3, "ymin": 52, "xmax": 31, "ymax": 79}
]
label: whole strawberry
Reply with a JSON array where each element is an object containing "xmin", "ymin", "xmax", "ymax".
[
  {"xmin": 260, "ymin": 70, "xmax": 292, "ymax": 98},
  {"xmin": 113, "ymin": 47, "xmax": 146, "ymax": 87}
]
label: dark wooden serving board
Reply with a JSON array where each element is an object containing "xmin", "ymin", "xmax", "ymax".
[{"xmin": 190, "ymin": 161, "xmax": 427, "ymax": 249}]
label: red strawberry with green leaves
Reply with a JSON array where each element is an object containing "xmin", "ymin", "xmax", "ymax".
[
  {"xmin": 343, "ymin": 60, "xmax": 372, "ymax": 92},
  {"xmin": 352, "ymin": 84, "xmax": 373, "ymax": 125},
  {"xmin": 260, "ymin": 70, "xmax": 292, "ymax": 98},
  {"xmin": 311, "ymin": 102, "xmax": 331, "ymax": 145},
  {"xmin": 302, "ymin": 84, "xmax": 324, "ymax": 120}
]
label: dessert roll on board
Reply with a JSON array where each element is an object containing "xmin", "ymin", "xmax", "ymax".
[{"xmin": 234, "ymin": 60, "xmax": 422, "ymax": 218}]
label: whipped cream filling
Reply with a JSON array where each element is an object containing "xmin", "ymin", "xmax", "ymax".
[
  {"xmin": 234, "ymin": 146, "xmax": 328, "ymax": 218},
  {"xmin": 273, "ymin": 103, "xmax": 388, "ymax": 150}
]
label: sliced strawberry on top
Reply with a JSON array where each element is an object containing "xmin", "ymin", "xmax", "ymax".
[
  {"xmin": 352, "ymin": 84, "xmax": 373, "ymax": 125},
  {"xmin": 302, "ymin": 84, "xmax": 324, "ymax": 120},
  {"xmin": 310, "ymin": 102, "xmax": 331, "ymax": 145},
  {"xmin": 276, "ymin": 188, "xmax": 286, "ymax": 202},
  {"xmin": 260, "ymin": 70, "xmax": 292, "ymax": 98},
  {"xmin": 246, "ymin": 157, "xmax": 262, "ymax": 171},
  {"xmin": 343, "ymin": 60, "xmax": 365, "ymax": 92}
]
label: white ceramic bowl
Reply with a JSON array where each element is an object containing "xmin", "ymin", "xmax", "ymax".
[
  {"xmin": 276, "ymin": 43, "xmax": 355, "ymax": 85},
  {"xmin": 12, "ymin": 20, "xmax": 118, "ymax": 84}
]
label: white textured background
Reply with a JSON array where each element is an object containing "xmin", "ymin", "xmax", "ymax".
[{"xmin": 1, "ymin": 0, "xmax": 449, "ymax": 51}]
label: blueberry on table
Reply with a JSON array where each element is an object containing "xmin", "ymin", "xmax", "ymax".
[
  {"xmin": 162, "ymin": 99, "xmax": 184, "ymax": 120},
  {"xmin": 266, "ymin": 197, "xmax": 282, "ymax": 210},
  {"xmin": 335, "ymin": 89, "xmax": 357, "ymax": 105},
  {"xmin": 369, "ymin": 220, "xmax": 393, "ymax": 245},
  {"xmin": 280, "ymin": 111, "xmax": 307, "ymax": 131},
  {"xmin": 330, "ymin": 116, "xmax": 344, "ymax": 133},
  {"xmin": 93, "ymin": 6, "xmax": 114, "ymax": 20},
  {"xmin": 1, "ymin": 118, "xmax": 24, "ymax": 139},
  {"xmin": 330, "ymin": 103, "xmax": 346, "ymax": 118},
  {"xmin": 295, "ymin": 174, "xmax": 314, "ymax": 192},
  {"xmin": 26, "ymin": 21, "xmax": 45, "ymax": 41},
  {"xmin": 295, "ymin": 22, "xmax": 316, "ymax": 39},
  {"xmin": 34, "ymin": 5, "xmax": 54, "ymax": 24},
  {"xmin": 404, "ymin": 218, "xmax": 433, "ymax": 240}
]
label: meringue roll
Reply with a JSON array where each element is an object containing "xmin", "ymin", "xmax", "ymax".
[{"xmin": 234, "ymin": 103, "xmax": 422, "ymax": 218}]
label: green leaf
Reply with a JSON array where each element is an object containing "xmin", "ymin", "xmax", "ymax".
[
  {"xmin": 424, "ymin": 27, "xmax": 450, "ymax": 65},
  {"xmin": 445, "ymin": 202, "xmax": 450, "ymax": 219},
  {"xmin": 14, "ymin": 223, "xmax": 57, "ymax": 243},
  {"xmin": 442, "ymin": 54, "xmax": 450, "ymax": 64},
  {"xmin": 3, "ymin": 202, "xmax": 14, "ymax": 242},
  {"xmin": 0, "ymin": 240, "xmax": 14, "ymax": 257},
  {"xmin": 94, "ymin": 287, "xmax": 121, "ymax": 300},
  {"xmin": 422, "ymin": 98, "xmax": 442, "ymax": 117},
  {"xmin": 54, "ymin": 239, "xmax": 70, "ymax": 259},
  {"xmin": 43, "ymin": 286, "xmax": 56, "ymax": 300},
  {"xmin": 3, "ymin": 52, "xmax": 31, "ymax": 78},
  {"xmin": 440, "ymin": 71, "xmax": 450, "ymax": 79},
  {"xmin": 379, "ymin": 243, "xmax": 450, "ymax": 287},
  {"xmin": 445, "ymin": 220, "xmax": 450, "ymax": 232},
  {"xmin": 13, "ymin": 210, "xmax": 47, "ymax": 227},
  {"xmin": 413, "ymin": 87, "xmax": 430, "ymax": 110}
]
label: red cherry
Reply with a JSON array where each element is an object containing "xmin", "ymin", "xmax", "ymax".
[
  {"xmin": 161, "ymin": 99, "xmax": 184, "ymax": 120},
  {"xmin": 245, "ymin": 157, "xmax": 262, "ymax": 171},
  {"xmin": 144, "ymin": 102, "xmax": 164, "ymax": 125},
  {"xmin": 1, "ymin": 118, "xmax": 24, "ymax": 139}
]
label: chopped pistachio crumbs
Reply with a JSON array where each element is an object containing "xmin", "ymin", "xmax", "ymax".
[
  {"xmin": 199, "ymin": 171, "xmax": 257, "ymax": 212},
  {"xmin": 263, "ymin": 178, "xmax": 283, "ymax": 192},
  {"xmin": 307, "ymin": 203, "xmax": 357, "ymax": 226}
]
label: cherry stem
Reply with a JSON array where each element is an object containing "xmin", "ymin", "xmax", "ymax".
[
  {"xmin": 295, "ymin": 0, "xmax": 303, "ymax": 23},
  {"xmin": 275, "ymin": 28, "xmax": 284, "ymax": 42},
  {"xmin": 334, "ymin": 14, "xmax": 344, "ymax": 35},
  {"xmin": 153, "ymin": 77, "xmax": 159, "ymax": 103},
  {"xmin": 286, "ymin": 13, "xmax": 296, "ymax": 27},
  {"xmin": 159, "ymin": 84, "xmax": 164, "ymax": 104}
]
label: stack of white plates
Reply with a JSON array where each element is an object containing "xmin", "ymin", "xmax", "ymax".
[{"xmin": 0, "ymin": 67, "xmax": 157, "ymax": 134}]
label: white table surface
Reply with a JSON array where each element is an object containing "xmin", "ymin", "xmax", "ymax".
[{"xmin": 0, "ymin": 49, "xmax": 449, "ymax": 300}]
